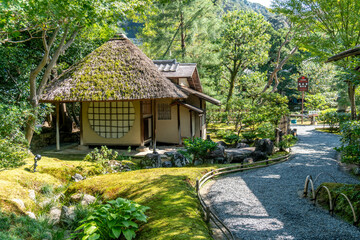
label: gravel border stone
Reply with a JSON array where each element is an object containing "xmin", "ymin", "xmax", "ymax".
[{"xmin": 206, "ymin": 125, "xmax": 360, "ymax": 240}]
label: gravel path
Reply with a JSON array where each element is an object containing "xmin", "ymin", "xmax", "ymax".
[{"xmin": 207, "ymin": 125, "xmax": 360, "ymax": 240}]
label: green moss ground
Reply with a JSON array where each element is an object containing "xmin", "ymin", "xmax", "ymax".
[
  {"xmin": 0, "ymin": 148, "xmax": 290, "ymax": 239},
  {"xmin": 0, "ymin": 156, "xmax": 217, "ymax": 239},
  {"xmin": 67, "ymin": 167, "xmax": 216, "ymax": 239}
]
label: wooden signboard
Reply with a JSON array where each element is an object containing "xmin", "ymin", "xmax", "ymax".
[{"xmin": 298, "ymin": 76, "xmax": 309, "ymax": 92}]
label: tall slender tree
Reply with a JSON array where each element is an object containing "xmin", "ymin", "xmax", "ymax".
[
  {"xmin": 137, "ymin": 0, "xmax": 221, "ymax": 63},
  {"xmin": 219, "ymin": 10, "xmax": 271, "ymax": 111}
]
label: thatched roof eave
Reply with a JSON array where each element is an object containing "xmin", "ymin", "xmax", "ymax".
[{"xmin": 39, "ymin": 38, "xmax": 187, "ymax": 102}]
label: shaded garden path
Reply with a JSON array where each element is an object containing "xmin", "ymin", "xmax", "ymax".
[{"xmin": 207, "ymin": 125, "xmax": 360, "ymax": 240}]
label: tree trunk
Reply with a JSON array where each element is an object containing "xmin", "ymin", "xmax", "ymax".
[
  {"xmin": 180, "ymin": 11, "xmax": 185, "ymax": 61},
  {"xmin": 225, "ymin": 72, "xmax": 237, "ymax": 111},
  {"xmin": 348, "ymin": 81, "xmax": 357, "ymax": 120},
  {"xmin": 24, "ymin": 26, "xmax": 80, "ymax": 145}
]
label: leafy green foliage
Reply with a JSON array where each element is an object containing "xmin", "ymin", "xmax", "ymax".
[
  {"xmin": 0, "ymin": 103, "xmax": 36, "ymax": 169},
  {"xmin": 319, "ymin": 109, "xmax": 350, "ymax": 130},
  {"xmin": 223, "ymin": 134, "xmax": 241, "ymax": 145},
  {"xmin": 83, "ymin": 146, "xmax": 119, "ymax": 174},
  {"xmin": 0, "ymin": 211, "xmax": 66, "ymax": 239},
  {"xmin": 219, "ymin": 10, "xmax": 271, "ymax": 109},
  {"xmin": 256, "ymin": 122, "xmax": 275, "ymax": 140},
  {"xmin": 317, "ymin": 183, "xmax": 360, "ymax": 224},
  {"xmin": 304, "ymin": 94, "xmax": 327, "ymax": 111},
  {"xmin": 137, "ymin": 0, "xmax": 221, "ymax": 63},
  {"xmin": 278, "ymin": 134, "xmax": 297, "ymax": 149},
  {"xmin": 71, "ymin": 198, "xmax": 149, "ymax": 240},
  {"xmin": 273, "ymin": 0, "xmax": 360, "ymax": 119},
  {"xmin": 337, "ymin": 120, "xmax": 360, "ymax": 166},
  {"xmin": 241, "ymin": 131, "xmax": 257, "ymax": 142},
  {"xmin": 183, "ymin": 137, "xmax": 217, "ymax": 163}
]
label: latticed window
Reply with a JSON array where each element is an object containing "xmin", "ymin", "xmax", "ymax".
[
  {"xmin": 158, "ymin": 103, "xmax": 171, "ymax": 120},
  {"xmin": 88, "ymin": 102, "xmax": 135, "ymax": 138}
]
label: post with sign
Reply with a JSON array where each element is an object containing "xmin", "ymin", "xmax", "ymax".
[{"xmin": 298, "ymin": 76, "xmax": 309, "ymax": 124}]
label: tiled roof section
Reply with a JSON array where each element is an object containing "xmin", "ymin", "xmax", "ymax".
[
  {"xmin": 153, "ymin": 59, "xmax": 179, "ymax": 72},
  {"xmin": 153, "ymin": 59, "xmax": 202, "ymax": 91},
  {"xmin": 154, "ymin": 60, "xmax": 196, "ymax": 78}
]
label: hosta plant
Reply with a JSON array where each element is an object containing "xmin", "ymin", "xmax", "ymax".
[{"xmin": 71, "ymin": 197, "xmax": 149, "ymax": 240}]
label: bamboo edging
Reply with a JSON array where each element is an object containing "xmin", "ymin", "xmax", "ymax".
[{"xmin": 196, "ymin": 152, "xmax": 291, "ymax": 240}]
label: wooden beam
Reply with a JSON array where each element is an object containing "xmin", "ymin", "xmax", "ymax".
[
  {"xmin": 56, "ymin": 103, "xmax": 60, "ymax": 150},
  {"xmin": 177, "ymin": 104, "xmax": 182, "ymax": 145}
]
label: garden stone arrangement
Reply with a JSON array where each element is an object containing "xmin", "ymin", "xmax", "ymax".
[
  {"xmin": 207, "ymin": 125, "xmax": 360, "ymax": 240},
  {"xmin": 140, "ymin": 138, "xmax": 275, "ymax": 168}
]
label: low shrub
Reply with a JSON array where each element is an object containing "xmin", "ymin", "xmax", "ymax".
[
  {"xmin": 256, "ymin": 122, "xmax": 274, "ymax": 140},
  {"xmin": 242, "ymin": 131, "xmax": 257, "ymax": 142},
  {"xmin": 0, "ymin": 138, "xmax": 28, "ymax": 169},
  {"xmin": 317, "ymin": 183, "xmax": 360, "ymax": 224},
  {"xmin": 84, "ymin": 146, "xmax": 118, "ymax": 163},
  {"xmin": 71, "ymin": 197, "xmax": 149, "ymax": 240},
  {"xmin": 0, "ymin": 210, "xmax": 66, "ymax": 239},
  {"xmin": 319, "ymin": 109, "xmax": 350, "ymax": 130},
  {"xmin": 223, "ymin": 133, "xmax": 241, "ymax": 145},
  {"xmin": 83, "ymin": 146, "xmax": 119, "ymax": 174},
  {"xmin": 278, "ymin": 134, "xmax": 297, "ymax": 150},
  {"xmin": 183, "ymin": 137, "xmax": 217, "ymax": 164},
  {"xmin": 336, "ymin": 120, "xmax": 360, "ymax": 166}
]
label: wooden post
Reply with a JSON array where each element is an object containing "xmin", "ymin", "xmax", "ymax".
[
  {"xmin": 205, "ymin": 206, "xmax": 210, "ymax": 223},
  {"xmin": 199, "ymin": 99, "xmax": 203, "ymax": 138},
  {"xmin": 79, "ymin": 102, "xmax": 83, "ymax": 146},
  {"xmin": 177, "ymin": 104, "xmax": 182, "ymax": 145},
  {"xmin": 56, "ymin": 103, "xmax": 60, "ymax": 151},
  {"xmin": 301, "ymin": 91, "xmax": 304, "ymax": 124},
  {"xmin": 140, "ymin": 101, "xmax": 144, "ymax": 146},
  {"xmin": 152, "ymin": 100, "xmax": 157, "ymax": 153},
  {"xmin": 196, "ymin": 179, "xmax": 199, "ymax": 193},
  {"xmin": 190, "ymin": 110, "xmax": 193, "ymax": 138}
]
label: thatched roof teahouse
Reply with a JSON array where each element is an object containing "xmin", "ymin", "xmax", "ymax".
[
  {"xmin": 39, "ymin": 35, "xmax": 220, "ymax": 151},
  {"xmin": 40, "ymin": 36, "xmax": 186, "ymax": 102}
]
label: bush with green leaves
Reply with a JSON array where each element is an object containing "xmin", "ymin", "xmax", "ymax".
[
  {"xmin": 0, "ymin": 103, "xmax": 32, "ymax": 169},
  {"xmin": 223, "ymin": 133, "xmax": 241, "ymax": 145},
  {"xmin": 71, "ymin": 197, "xmax": 149, "ymax": 240},
  {"xmin": 336, "ymin": 120, "xmax": 360, "ymax": 166},
  {"xmin": 278, "ymin": 134, "xmax": 297, "ymax": 150},
  {"xmin": 0, "ymin": 138, "xmax": 28, "ymax": 169},
  {"xmin": 319, "ymin": 109, "xmax": 350, "ymax": 130},
  {"xmin": 183, "ymin": 137, "xmax": 217, "ymax": 164},
  {"xmin": 256, "ymin": 122, "xmax": 275, "ymax": 140},
  {"xmin": 241, "ymin": 131, "xmax": 257, "ymax": 142},
  {"xmin": 83, "ymin": 146, "xmax": 118, "ymax": 174}
]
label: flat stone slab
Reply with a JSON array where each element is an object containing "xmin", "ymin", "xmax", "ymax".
[{"xmin": 225, "ymin": 147, "xmax": 255, "ymax": 163}]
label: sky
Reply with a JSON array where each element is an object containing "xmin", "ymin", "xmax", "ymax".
[{"xmin": 247, "ymin": 0, "xmax": 273, "ymax": 8}]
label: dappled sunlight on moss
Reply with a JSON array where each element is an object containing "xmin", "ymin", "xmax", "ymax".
[{"xmin": 68, "ymin": 167, "xmax": 215, "ymax": 239}]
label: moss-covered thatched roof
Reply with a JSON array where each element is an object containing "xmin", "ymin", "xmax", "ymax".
[{"xmin": 39, "ymin": 37, "xmax": 187, "ymax": 102}]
